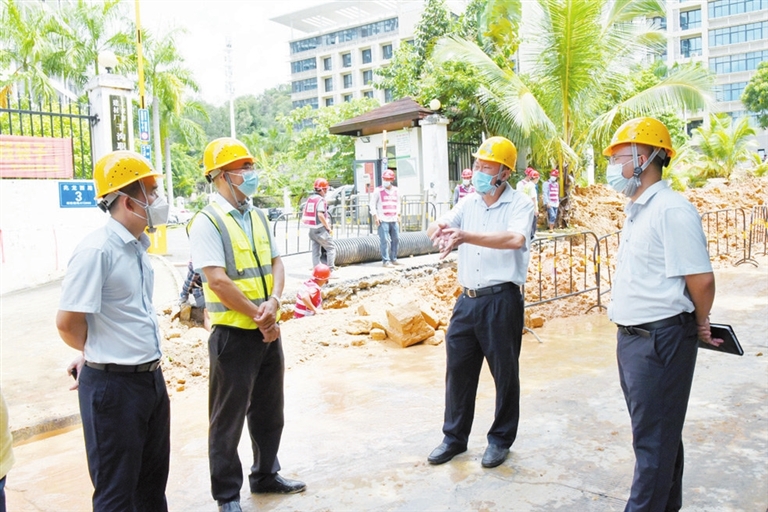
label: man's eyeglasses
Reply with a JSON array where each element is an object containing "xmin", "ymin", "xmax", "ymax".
[{"xmin": 608, "ymin": 154, "xmax": 634, "ymax": 165}]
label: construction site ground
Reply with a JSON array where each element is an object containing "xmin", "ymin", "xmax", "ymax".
[{"xmin": 1, "ymin": 179, "xmax": 766, "ymax": 511}]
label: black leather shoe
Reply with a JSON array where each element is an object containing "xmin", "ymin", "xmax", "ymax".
[
  {"xmin": 251, "ymin": 474, "xmax": 306, "ymax": 494},
  {"xmin": 218, "ymin": 501, "xmax": 242, "ymax": 512},
  {"xmin": 427, "ymin": 442, "xmax": 467, "ymax": 465},
  {"xmin": 481, "ymin": 444, "xmax": 509, "ymax": 468}
]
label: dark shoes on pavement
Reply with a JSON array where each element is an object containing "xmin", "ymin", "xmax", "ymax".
[
  {"xmin": 427, "ymin": 442, "xmax": 467, "ymax": 465},
  {"xmin": 218, "ymin": 501, "xmax": 242, "ymax": 512},
  {"xmin": 481, "ymin": 444, "xmax": 509, "ymax": 468},
  {"xmin": 251, "ymin": 474, "xmax": 307, "ymax": 494}
]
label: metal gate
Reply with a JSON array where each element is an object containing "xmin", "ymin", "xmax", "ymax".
[{"xmin": 447, "ymin": 141, "xmax": 478, "ymax": 182}]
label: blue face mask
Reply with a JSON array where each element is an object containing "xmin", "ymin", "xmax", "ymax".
[
  {"xmin": 472, "ymin": 171, "xmax": 498, "ymax": 195},
  {"xmin": 606, "ymin": 163, "xmax": 633, "ymax": 195},
  {"xmin": 235, "ymin": 170, "xmax": 259, "ymax": 197}
]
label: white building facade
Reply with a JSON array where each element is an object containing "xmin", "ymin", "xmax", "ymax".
[{"xmin": 665, "ymin": 0, "xmax": 768, "ymax": 155}]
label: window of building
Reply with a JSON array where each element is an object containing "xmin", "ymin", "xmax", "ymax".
[
  {"xmin": 291, "ymin": 77, "xmax": 317, "ymax": 93},
  {"xmin": 361, "ymin": 48, "xmax": 372, "ymax": 64},
  {"xmin": 343, "ymin": 94, "xmax": 353, "ymax": 103},
  {"xmin": 382, "ymin": 44, "xmax": 393, "ymax": 59},
  {"xmin": 292, "ymin": 18, "xmax": 399, "ymax": 54},
  {"xmin": 679, "ymin": 9, "xmax": 701, "ymax": 30},
  {"xmin": 362, "ymin": 70, "xmax": 373, "ymax": 85},
  {"xmin": 292, "ymin": 98, "xmax": 318, "ymax": 109},
  {"xmin": 343, "ymin": 74, "xmax": 353, "ymax": 88},
  {"xmin": 324, "ymin": 77, "xmax": 333, "ymax": 92},
  {"xmin": 716, "ymin": 81, "xmax": 748, "ymax": 102},
  {"xmin": 363, "ymin": 91, "xmax": 374, "ymax": 99},
  {"xmin": 685, "ymin": 119, "xmax": 703, "ymax": 136},
  {"xmin": 384, "ymin": 89, "xmax": 394, "ymax": 103},
  {"xmin": 710, "ymin": 50, "xmax": 768, "ymax": 73},
  {"xmin": 709, "ymin": 0, "xmax": 767, "ymax": 18},
  {"xmin": 651, "ymin": 16, "xmax": 666, "ymax": 30},
  {"xmin": 342, "ymin": 53, "xmax": 352, "ymax": 68},
  {"xmin": 680, "ymin": 36, "xmax": 702, "ymax": 58},
  {"xmin": 325, "ymin": 97, "xmax": 334, "ymax": 107},
  {"xmin": 323, "ymin": 57, "xmax": 332, "ymax": 71},
  {"xmin": 709, "ymin": 21, "xmax": 768, "ymax": 47},
  {"xmin": 290, "ymin": 58, "xmax": 316, "ymax": 74},
  {"xmin": 403, "ymin": 39, "xmax": 414, "ymax": 46}
]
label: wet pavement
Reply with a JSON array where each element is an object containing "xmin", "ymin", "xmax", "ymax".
[{"xmin": 2, "ymin": 246, "xmax": 767, "ymax": 510}]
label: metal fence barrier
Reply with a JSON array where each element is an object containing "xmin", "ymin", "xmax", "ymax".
[
  {"xmin": 746, "ymin": 205, "xmax": 767, "ymax": 260},
  {"xmin": 700, "ymin": 207, "xmax": 756, "ymax": 267}
]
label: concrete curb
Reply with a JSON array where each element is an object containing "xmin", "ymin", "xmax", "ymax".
[{"xmin": 12, "ymin": 413, "xmax": 81, "ymax": 446}]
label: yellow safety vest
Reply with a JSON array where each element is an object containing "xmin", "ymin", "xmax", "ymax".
[{"xmin": 192, "ymin": 202, "xmax": 274, "ymax": 330}]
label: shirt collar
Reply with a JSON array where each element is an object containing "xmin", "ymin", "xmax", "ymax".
[
  {"xmin": 212, "ymin": 192, "xmax": 252, "ymax": 216},
  {"xmin": 107, "ymin": 217, "xmax": 150, "ymax": 249},
  {"xmin": 633, "ymin": 179, "xmax": 667, "ymax": 206}
]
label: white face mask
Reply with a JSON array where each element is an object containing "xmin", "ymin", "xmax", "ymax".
[
  {"xmin": 462, "ymin": 179, "xmax": 470, "ymax": 186},
  {"xmin": 121, "ymin": 184, "xmax": 169, "ymax": 233},
  {"xmin": 383, "ymin": 181, "xmax": 392, "ymax": 188}
]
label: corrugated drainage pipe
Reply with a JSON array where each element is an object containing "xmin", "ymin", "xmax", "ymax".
[{"xmin": 334, "ymin": 231, "xmax": 439, "ymax": 266}]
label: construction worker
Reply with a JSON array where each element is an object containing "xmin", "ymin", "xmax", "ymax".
[
  {"xmin": 603, "ymin": 117, "xmax": 719, "ymax": 511},
  {"xmin": 294, "ymin": 264, "xmax": 331, "ymax": 318},
  {"xmin": 56, "ymin": 150, "xmax": 171, "ymax": 510},
  {"xmin": 370, "ymin": 168, "xmax": 401, "ymax": 267},
  {"xmin": 516, "ymin": 168, "xmax": 540, "ymax": 237},
  {"xmin": 427, "ymin": 136, "xmax": 534, "ymax": 469},
  {"xmin": 452, "ymin": 168, "xmax": 475, "ymax": 206},
  {"xmin": 542, "ymin": 168, "xmax": 560, "ymax": 230},
  {"xmin": 301, "ymin": 178, "xmax": 336, "ymax": 270},
  {"xmin": 188, "ymin": 137, "xmax": 304, "ymax": 512}
]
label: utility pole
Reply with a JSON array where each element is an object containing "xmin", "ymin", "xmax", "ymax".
[{"xmin": 225, "ymin": 38, "xmax": 236, "ymax": 138}]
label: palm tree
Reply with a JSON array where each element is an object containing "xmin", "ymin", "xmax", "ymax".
[
  {"xmin": 686, "ymin": 114, "xmax": 759, "ymax": 182},
  {"xmin": 432, "ymin": 0, "xmax": 713, "ymax": 193}
]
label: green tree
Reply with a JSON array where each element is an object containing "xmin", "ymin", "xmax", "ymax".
[
  {"xmin": 742, "ymin": 60, "xmax": 768, "ymax": 129},
  {"xmin": 433, "ymin": 0, "xmax": 713, "ymax": 184},
  {"xmin": 686, "ymin": 113, "xmax": 758, "ymax": 183}
]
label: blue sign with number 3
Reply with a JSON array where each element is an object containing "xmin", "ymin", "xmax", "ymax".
[{"xmin": 59, "ymin": 181, "xmax": 98, "ymax": 208}]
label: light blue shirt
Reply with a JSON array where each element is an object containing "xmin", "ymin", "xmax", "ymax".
[
  {"xmin": 438, "ymin": 184, "xmax": 534, "ymax": 288},
  {"xmin": 608, "ymin": 180, "xmax": 712, "ymax": 325},
  {"xmin": 188, "ymin": 193, "xmax": 280, "ymax": 273},
  {"xmin": 59, "ymin": 217, "xmax": 162, "ymax": 364}
]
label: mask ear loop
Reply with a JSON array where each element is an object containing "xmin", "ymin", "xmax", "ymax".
[{"xmin": 223, "ymin": 172, "xmax": 250, "ymax": 211}]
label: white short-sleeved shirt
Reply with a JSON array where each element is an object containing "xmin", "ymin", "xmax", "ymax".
[
  {"xmin": 188, "ymin": 194, "xmax": 280, "ymax": 273},
  {"xmin": 59, "ymin": 217, "xmax": 162, "ymax": 364},
  {"xmin": 438, "ymin": 184, "xmax": 534, "ymax": 288},
  {"xmin": 608, "ymin": 180, "xmax": 712, "ymax": 325}
]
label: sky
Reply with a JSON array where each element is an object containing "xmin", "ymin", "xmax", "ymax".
[{"xmin": 139, "ymin": 0, "xmax": 326, "ymax": 106}]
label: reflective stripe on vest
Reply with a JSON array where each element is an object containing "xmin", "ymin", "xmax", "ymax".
[
  {"xmin": 195, "ymin": 203, "xmax": 274, "ymax": 330},
  {"xmin": 301, "ymin": 195, "xmax": 326, "ymax": 227},
  {"xmin": 379, "ymin": 187, "xmax": 398, "ymax": 217},
  {"xmin": 548, "ymin": 181, "xmax": 559, "ymax": 204}
]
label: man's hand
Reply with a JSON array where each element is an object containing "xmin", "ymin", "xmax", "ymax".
[
  {"xmin": 254, "ymin": 299, "xmax": 279, "ymax": 343},
  {"xmin": 67, "ymin": 354, "xmax": 85, "ymax": 391},
  {"xmin": 696, "ymin": 317, "xmax": 723, "ymax": 347},
  {"xmin": 432, "ymin": 226, "xmax": 465, "ymax": 259},
  {"xmin": 374, "ymin": 217, "xmax": 381, "ymax": 227}
]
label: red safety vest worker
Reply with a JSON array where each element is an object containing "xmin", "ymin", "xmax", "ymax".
[{"xmin": 301, "ymin": 194, "xmax": 327, "ymax": 227}]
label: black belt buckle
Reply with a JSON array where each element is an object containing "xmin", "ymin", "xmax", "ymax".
[{"xmin": 466, "ymin": 288, "xmax": 479, "ymax": 298}]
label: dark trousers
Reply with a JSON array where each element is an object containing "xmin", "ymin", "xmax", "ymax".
[
  {"xmin": 78, "ymin": 365, "xmax": 170, "ymax": 512},
  {"xmin": 208, "ymin": 325, "xmax": 285, "ymax": 504},
  {"xmin": 442, "ymin": 286, "xmax": 524, "ymax": 448},
  {"xmin": 617, "ymin": 320, "xmax": 698, "ymax": 512}
]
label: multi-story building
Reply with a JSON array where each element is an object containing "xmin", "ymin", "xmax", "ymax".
[
  {"xmin": 665, "ymin": 0, "xmax": 768, "ymax": 155},
  {"xmin": 271, "ymin": 1, "xmax": 464, "ymax": 110}
]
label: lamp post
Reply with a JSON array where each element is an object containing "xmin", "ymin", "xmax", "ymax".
[{"xmin": 98, "ymin": 50, "xmax": 118, "ymax": 74}]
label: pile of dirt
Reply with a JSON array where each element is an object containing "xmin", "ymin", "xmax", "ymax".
[{"xmin": 158, "ymin": 178, "xmax": 767, "ymax": 394}]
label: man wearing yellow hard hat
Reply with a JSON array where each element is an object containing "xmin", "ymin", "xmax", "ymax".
[
  {"xmin": 57, "ymin": 150, "xmax": 171, "ymax": 510},
  {"xmin": 426, "ymin": 136, "xmax": 534, "ymax": 470},
  {"xmin": 603, "ymin": 117, "xmax": 720, "ymax": 511},
  {"xmin": 188, "ymin": 137, "xmax": 304, "ymax": 512}
]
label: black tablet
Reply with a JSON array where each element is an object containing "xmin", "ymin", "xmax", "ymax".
[{"xmin": 698, "ymin": 323, "xmax": 744, "ymax": 356}]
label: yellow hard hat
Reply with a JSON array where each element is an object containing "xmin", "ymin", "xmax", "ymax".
[
  {"xmin": 473, "ymin": 136, "xmax": 518, "ymax": 170},
  {"xmin": 603, "ymin": 117, "xmax": 676, "ymax": 159},
  {"xmin": 203, "ymin": 137, "xmax": 254, "ymax": 175},
  {"xmin": 93, "ymin": 151, "xmax": 161, "ymax": 199}
]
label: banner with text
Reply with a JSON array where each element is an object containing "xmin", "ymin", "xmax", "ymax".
[{"xmin": 0, "ymin": 134, "xmax": 74, "ymax": 178}]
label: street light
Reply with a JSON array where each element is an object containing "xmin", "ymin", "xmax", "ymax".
[
  {"xmin": 429, "ymin": 98, "xmax": 441, "ymax": 111},
  {"xmin": 98, "ymin": 50, "xmax": 118, "ymax": 74}
]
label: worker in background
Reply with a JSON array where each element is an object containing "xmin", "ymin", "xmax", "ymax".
[
  {"xmin": 188, "ymin": 137, "xmax": 304, "ymax": 512},
  {"xmin": 426, "ymin": 136, "xmax": 534, "ymax": 470},
  {"xmin": 542, "ymin": 168, "xmax": 560, "ymax": 231},
  {"xmin": 179, "ymin": 260, "xmax": 210, "ymax": 331},
  {"xmin": 301, "ymin": 178, "xmax": 336, "ymax": 271},
  {"xmin": 294, "ymin": 264, "xmax": 331, "ymax": 318},
  {"xmin": 56, "ymin": 151, "xmax": 171, "ymax": 511},
  {"xmin": 370, "ymin": 168, "xmax": 401, "ymax": 267},
  {"xmin": 452, "ymin": 168, "xmax": 475, "ymax": 206},
  {"xmin": 603, "ymin": 117, "xmax": 719, "ymax": 511},
  {"xmin": 516, "ymin": 168, "xmax": 540, "ymax": 238}
]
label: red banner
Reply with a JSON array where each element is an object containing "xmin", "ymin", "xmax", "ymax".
[{"xmin": 0, "ymin": 134, "xmax": 74, "ymax": 178}]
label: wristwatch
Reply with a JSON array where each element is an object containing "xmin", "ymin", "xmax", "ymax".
[{"xmin": 269, "ymin": 295, "xmax": 282, "ymax": 308}]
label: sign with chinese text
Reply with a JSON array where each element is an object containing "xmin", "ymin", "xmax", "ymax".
[
  {"xmin": 59, "ymin": 181, "xmax": 98, "ymax": 208},
  {"xmin": 0, "ymin": 134, "xmax": 74, "ymax": 178},
  {"xmin": 109, "ymin": 94, "xmax": 128, "ymax": 151}
]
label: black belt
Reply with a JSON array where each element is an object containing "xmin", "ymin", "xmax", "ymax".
[
  {"xmin": 616, "ymin": 312, "xmax": 694, "ymax": 338},
  {"xmin": 463, "ymin": 282, "xmax": 518, "ymax": 298},
  {"xmin": 85, "ymin": 359, "xmax": 161, "ymax": 373}
]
